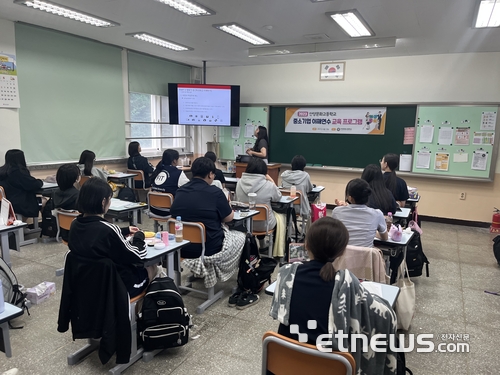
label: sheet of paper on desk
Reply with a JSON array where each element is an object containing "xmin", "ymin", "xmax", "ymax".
[
  {"xmin": 231, "ymin": 127, "xmax": 240, "ymax": 139},
  {"xmin": 361, "ymin": 281, "xmax": 383, "ymax": 297}
]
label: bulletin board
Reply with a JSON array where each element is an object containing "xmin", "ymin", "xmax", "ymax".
[
  {"xmin": 218, "ymin": 105, "xmax": 269, "ymax": 160},
  {"xmin": 412, "ymin": 105, "xmax": 499, "ymax": 180}
]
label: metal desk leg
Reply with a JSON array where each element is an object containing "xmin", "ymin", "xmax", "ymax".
[
  {"xmin": 0, "ymin": 233, "xmax": 12, "ymax": 268},
  {"xmin": 1, "ymin": 321, "xmax": 13, "ymax": 357}
]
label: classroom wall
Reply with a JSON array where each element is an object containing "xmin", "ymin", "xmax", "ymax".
[
  {"xmin": 207, "ymin": 53, "xmax": 500, "ymax": 223},
  {"xmin": 0, "ymin": 18, "xmax": 21, "ymax": 164}
]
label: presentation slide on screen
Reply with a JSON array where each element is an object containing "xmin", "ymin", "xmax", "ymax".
[{"xmin": 178, "ymin": 84, "xmax": 231, "ymax": 125}]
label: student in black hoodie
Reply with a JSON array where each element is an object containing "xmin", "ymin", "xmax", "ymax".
[
  {"xmin": 68, "ymin": 178, "xmax": 156, "ymax": 297},
  {"xmin": 127, "ymin": 141, "xmax": 154, "ymax": 188},
  {"xmin": 0, "ymin": 149, "xmax": 43, "ymax": 218},
  {"xmin": 53, "ymin": 164, "xmax": 80, "ymax": 211}
]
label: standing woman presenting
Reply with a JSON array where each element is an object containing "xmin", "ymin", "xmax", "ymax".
[{"xmin": 246, "ymin": 126, "xmax": 269, "ymax": 164}]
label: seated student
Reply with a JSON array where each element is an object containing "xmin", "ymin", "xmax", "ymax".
[
  {"xmin": 331, "ymin": 178, "xmax": 388, "ymax": 247},
  {"xmin": 0, "ymin": 149, "xmax": 43, "ymax": 218},
  {"xmin": 77, "ymin": 150, "xmax": 107, "ymax": 181},
  {"xmin": 170, "ymin": 157, "xmax": 234, "ymax": 259},
  {"xmin": 68, "ymin": 178, "xmax": 156, "ymax": 298},
  {"xmin": 361, "ymin": 164, "xmax": 397, "ymax": 215},
  {"xmin": 381, "ymin": 153, "xmax": 409, "ymax": 207},
  {"xmin": 280, "ymin": 155, "xmax": 313, "ymax": 217},
  {"xmin": 235, "ymin": 158, "xmax": 282, "ymax": 232},
  {"xmin": 149, "ymin": 149, "xmax": 190, "ymax": 217},
  {"xmin": 204, "ymin": 151, "xmax": 226, "ymax": 188},
  {"xmin": 53, "ymin": 164, "xmax": 81, "ymax": 242},
  {"xmin": 127, "ymin": 141, "xmax": 154, "ymax": 189},
  {"xmin": 270, "ymin": 217, "xmax": 397, "ymax": 375}
]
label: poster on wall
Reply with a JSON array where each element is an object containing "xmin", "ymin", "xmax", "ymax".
[
  {"xmin": 480, "ymin": 112, "xmax": 497, "ymax": 131},
  {"xmin": 284, "ymin": 107, "xmax": 386, "ymax": 134},
  {"xmin": 454, "ymin": 127, "xmax": 470, "ymax": 145},
  {"xmin": 0, "ymin": 53, "xmax": 20, "ymax": 108},
  {"xmin": 434, "ymin": 152, "xmax": 450, "ymax": 171}
]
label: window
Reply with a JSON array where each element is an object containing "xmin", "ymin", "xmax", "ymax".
[{"xmin": 129, "ymin": 92, "xmax": 189, "ymax": 154}]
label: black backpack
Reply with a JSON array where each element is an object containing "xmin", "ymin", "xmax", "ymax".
[
  {"xmin": 492, "ymin": 236, "xmax": 500, "ymax": 265},
  {"xmin": 406, "ymin": 230, "xmax": 429, "ymax": 278},
  {"xmin": 117, "ymin": 186, "xmax": 136, "ymax": 202},
  {"xmin": 139, "ymin": 276, "xmax": 191, "ymax": 351},
  {"xmin": 40, "ymin": 198, "xmax": 57, "ymax": 238},
  {"xmin": 0, "ymin": 257, "xmax": 29, "ymax": 326},
  {"xmin": 237, "ymin": 233, "xmax": 277, "ymax": 294}
]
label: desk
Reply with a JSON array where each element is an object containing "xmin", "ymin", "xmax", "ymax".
[
  {"xmin": 272, "ymin": 196, "xmax": 299, "ymax": 260},
  {"xmin": 394, "ymin": 207, "xmax": 411, "ymax": 219},
  {"xmin": 106, "ymin": 198, "xmax": 145, "ymax": 226},
  {"xmin": 0, "ymin": 223, "xmax": 27, "ymax": 267},
  {"xmin": 265, "ymin": 280, "xmax": 399, "ymax": 307},
  {"xmin": 0, "ymin": 303, "xmax": 24, "ymax": 357},
  {"xmin": 235, "ymin": 162, "xmax": 281, "ymax": 184},
  {"xmin": 308, "ymin": 185, "xmax": 325, "ymax": 202},
  {"xmin": 107, "ymin": 172, "xmax": 137, "ymax": 189},
  {"xmin": 225, "ymin": 177, "xmax": 238, "ymax": 192},
  {"xmin": 37, "ymin": 182, "xmax": 58, "ymax": 196},
  {"xmin": 144, "ymin": 240, "xmax": 190, "ymax": 285},
  {"xmin": 374, "ymin": 230, "xmax": 414, "ymax": 276}
]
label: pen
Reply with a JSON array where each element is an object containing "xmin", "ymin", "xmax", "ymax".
[{"xmin": 484, "ymin": 290, "xmax": 500, "ymax": 296}]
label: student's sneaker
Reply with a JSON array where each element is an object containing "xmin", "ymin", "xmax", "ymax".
[
  {"xmin": 228, "ymin": 288, "xmax": 243, "ymax": 307},
  {"xmin": 236, "ymin": 292, "xmax": 259, "ymax": 310}
]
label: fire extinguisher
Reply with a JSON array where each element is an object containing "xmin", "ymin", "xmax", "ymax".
[{"xmin": 491, "ymin": 207, "xmax": 500, "ymax": 233}]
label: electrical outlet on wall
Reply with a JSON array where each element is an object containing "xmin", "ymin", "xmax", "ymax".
[{"xmin": 460, "ymin": 192, "xmax": 466, "ymax": 200}]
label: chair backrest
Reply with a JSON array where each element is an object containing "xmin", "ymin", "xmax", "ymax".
[
  {"xmin": 148, "ymin": 191, "xmax": 174, "ymax": 211},
  {"xmin": 127, "ymin": 169, "xmax": 147, "ymax": 191},
  {"xmin": 252, "ymin": 204, "xmax": 271, "ymax": 233},
  {"xmin": 79, "ymin": 175, "xmax": 91, "ymax": 187},
  {"xmin": 53, "ymin": 209, "xmax": 80, "ymax": 245},
  {"xmin": 262, "ymin": 331, "xmax": 355, "ymax": 375},
  {"xmin": 333, "ymin": 245, "xmax": 388, "ymax": 284},
  {"xmin": 0, "ymin": 185, "xmax": 4, "ymax": 200},
  {"xmin": 167, "ymin": 219, "xmax": 206, "ymax": 259}
]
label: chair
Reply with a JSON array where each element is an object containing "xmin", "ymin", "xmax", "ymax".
[
  {"xmin": 127, "ymin": 169, "xmax": 149, "ymax": 202},
  {"xmin": 79, "ymin": 175, "xmax": 91, "ymax": 187},
  {"xmin": 262, "ymin": 331, "xmax": 356, "ymax": 375},
  {"xmin": 167, "ymin": 219, "xmax": 224, "ymax": 314},
  {"xmin": 252, "ymin": 204, "xmax": 275, "ymax": 258},
  {"xmin": 59, "ymin": 253, "xmax": 163, "ymax": 374},
  {"xmin": 53, "ymin": 209, "xmax": 80, "ymax": 245},
  {"xmin": 333, "ymin": 245, "xmax": 388, "ymax": 284},
  {"xmin": 0, "ymin": 185, "xmax": 5, "ymax": 199},
  {"xmin": 147, "ymin": 191, "xmax": 174, "ymax": 232}
]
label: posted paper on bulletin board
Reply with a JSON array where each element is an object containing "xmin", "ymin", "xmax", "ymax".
[{"xmin": 412, "ymin": 105, "xmax": 498, "ymax": 179}]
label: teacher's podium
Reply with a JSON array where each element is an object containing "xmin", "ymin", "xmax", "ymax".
[{"xmin": 235, "ymin": 162, "xmax": 282, "ymax": 184}]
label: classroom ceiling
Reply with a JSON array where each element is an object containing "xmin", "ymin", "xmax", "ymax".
[{"xmin": 1, "ymin": 0, "xmax": 500, "ymax": 68}]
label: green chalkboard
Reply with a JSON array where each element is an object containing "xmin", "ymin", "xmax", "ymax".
[
  {"xmin": 218, "ymin": 105, "xmax": 269, "ymax": 159},
  {"xmin": 412, "ymin": 105, "xmax": 499, "ymax": 179},
  {"xmin": 268, "ymin": 106, "xmax": 416, "ymax": 168}
]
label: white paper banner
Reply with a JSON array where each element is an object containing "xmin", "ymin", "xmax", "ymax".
[{"xmin": 285, "ymin": 107, "xmax": 387, "ymax": 134}]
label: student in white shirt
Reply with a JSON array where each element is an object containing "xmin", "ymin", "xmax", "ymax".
[{"xmin": 331, "ymin": 178, "xmax": 388, "ymax": 248}]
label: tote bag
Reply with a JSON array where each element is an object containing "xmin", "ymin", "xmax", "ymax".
[{"xmin": 395, "ymin": 262, "xmax": 415, "ymax": 331}]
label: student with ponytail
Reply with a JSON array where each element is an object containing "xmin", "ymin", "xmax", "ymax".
[
  {"xmin": 380, "ymin": 153, "xmax": 409, "ymax": 207},
  {"xmin": 361, "ymin": 164, "xmax": 397, "ymax": 215}
]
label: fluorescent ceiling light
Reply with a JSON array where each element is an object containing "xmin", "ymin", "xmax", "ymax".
[
  {"xmin": 127, "ymin": 33, "xmax": 193, "ymax": 51},
  {"xmin": 248, "ymin": 37, "xmax": 396, "ymax": 57},
  {"xmin": 213, "ymin": 23, "xmax": 273, "ymax": 45},
  {"xmin": 310, "ymin": 0, "xmax": 335, "ymax": 2},
  {"xmin": 155, "ymin": 0, "xmax": 214, "ymax": 16},
  {"xmin": 474, "ymin": 0, "xmax": 500, "ymax": 28},
  {"xmin": 13, "ymin": 0, "xmax": 119, "ymax": 27},
  {"xmin": 326, "ymin": 10, "xmax": 374, "ymax": 37}
]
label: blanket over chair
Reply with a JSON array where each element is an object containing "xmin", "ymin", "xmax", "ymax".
[{"xmin": 183, "ymin": 226, "xmax": 245, "ymax": 288}]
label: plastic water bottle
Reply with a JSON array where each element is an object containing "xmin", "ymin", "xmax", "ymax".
[
  {"xmin": 175, "ymin": 216, "xmax": 183, "ymax": 243},
  {"xmin": 290, "ymin": 185, "xmax": 296, "ymax": 198},
  {"xmin": 155, "ymin": 232, "xmax": 162, "ymax": 243},
  {"xmin": 0, "ymin": 279, "xmax": 5, "ymax": 313},
  {"xmin": 386, "ymin": 212, "xmax": 393, "ymax": 232}
]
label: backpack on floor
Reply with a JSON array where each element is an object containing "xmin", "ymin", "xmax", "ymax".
[
  {"xmin": 406, "ymin": 230, "xmax": 429, "ymax": 278},
  {"xmin": 492, "ymin": 236, "xmax": 500, "ymax": 265},
  {"xmin": 237, "ymin": 233, "xmax": 277, "ymax": 294},
  {"xmin": 139, "ymin": 276, "xmax": 191, "ymax": 351},
  {"xmin": 0, "ymin": 257, "xmax": 29, "ymax": 322},
  {"xmin": 40, "ymin": 198, "xmax": 57, "ymax": 238}
]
